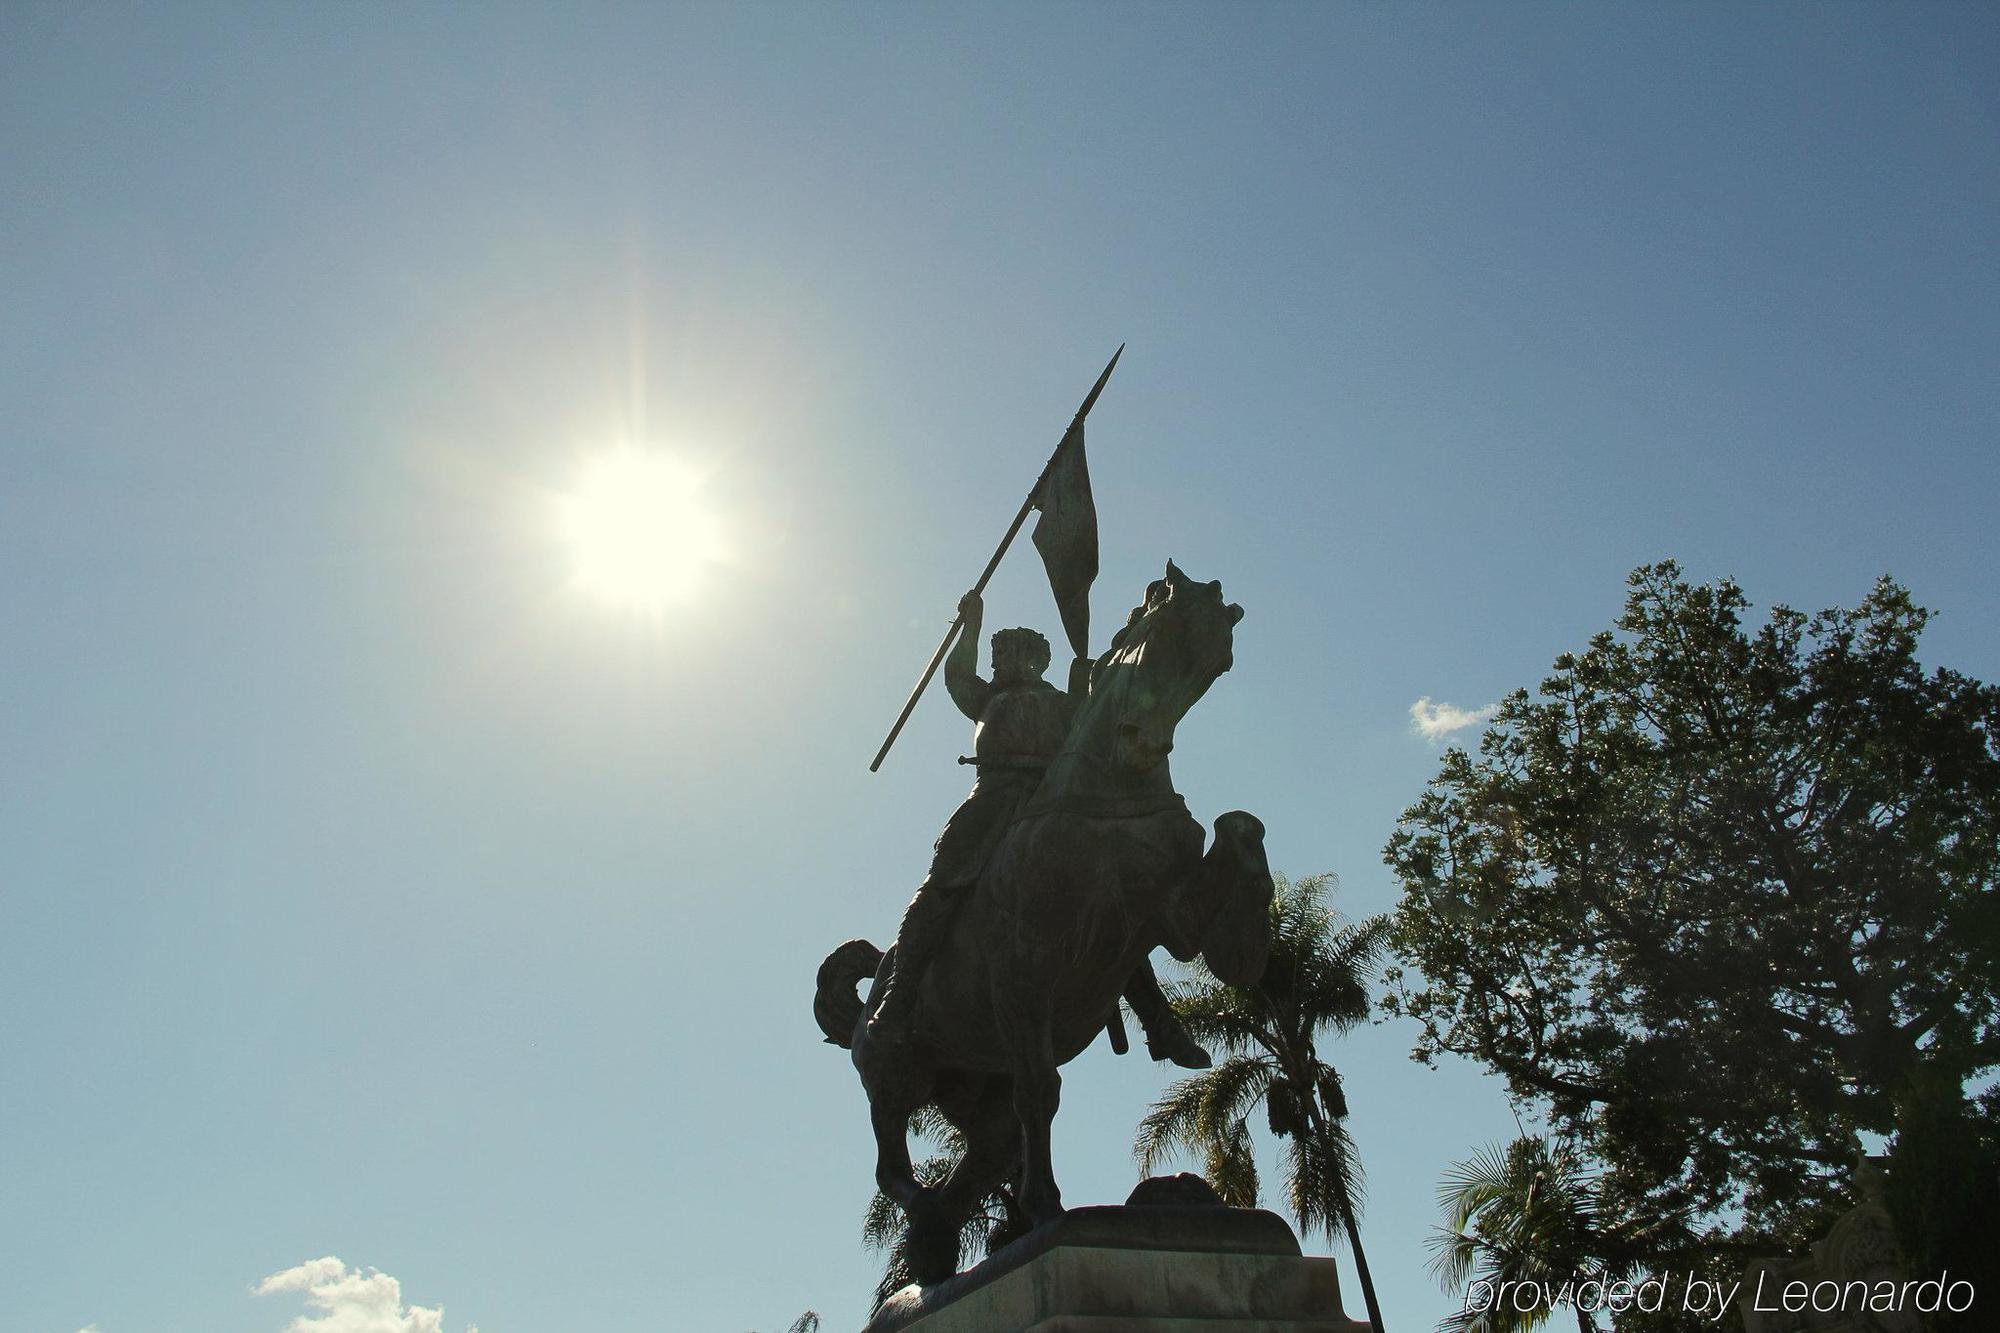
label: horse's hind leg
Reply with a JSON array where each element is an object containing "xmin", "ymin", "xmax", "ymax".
[
  {"xmin": 998, "ymin": 1009, "xmax": 1064, "ymax": 1226},
  {"xmin": 934, "ymin": 1077, "xmax": 1023, "ymax": 1256},
  {"xmin": 871, "ymin": 1102, "xmax": 957, "ymax": 1286},
  {"xmin": 870, "ymin": 1101, "xmax": 916, "ymax": 1203},
  {"xmin": 1015, "ymin": 1064, "xmax": 1062, "ymax": 1224}
]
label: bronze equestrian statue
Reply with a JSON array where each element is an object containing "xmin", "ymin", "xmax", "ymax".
[
  {"xmin": 816, "ymin": 562, "xmax": 1275, "ymax": 1286},
  {"xmin": 864, "ymin": 587, "xmax": 1213, "ymax": 1070}
]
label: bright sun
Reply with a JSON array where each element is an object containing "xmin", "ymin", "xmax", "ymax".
[{"xmin": 557, "ymin": 449, "xmax": 727, "ymax": 612}]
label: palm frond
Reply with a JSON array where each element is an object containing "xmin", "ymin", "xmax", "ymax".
[
  {"xmin": 907, "ymin": 1103, "xmax": 966, "ymax": 1153},
  {"xmin": 1283, "ymin": 1113, "xmax": 1362, "ymax": 1245},
  {"xmin": 1293, "ymin": 915, "xmax": 1390, "ymax": 1033},
  {"xmin": 1427, "ymin": 1217, "xmax": 1483, "ymax": 1293},
  {"xmin": 1206, "ymin": 1114, "xmax": 1261, "ymax": 1208},
  {"xmin": 1311, "ymin": 1066, "xmax": 1364, "ymax": 1206},
  {"xmin": 1436, "ymin": 1141, "xmax": 1518, "ymax": 1233},
  {"xmin": 1161, "ymin": 975, "xmax": 1271, "ymax": 1054},
  {"xmin": 861, "ymin": 1187, "xmax": 902, "ymax": 1250},
  {"xmin": 1428, "ymin": 1136, "xmax": 1616, "ymax": 1331},
  {"xmin": 1135, "ymin": 1056, "xmax": 1274, "ymax": 1174},
  {"xmin": 1286, "ymin": 1131, "xmax": 1339, "ymax": 1243},
  {"xmin": 1134, "ymin": 1073, "xmax": 1214, "ymax": 1174},
  {"xmin": 862, "ymin": 1153, "xmax": 958, "ymax": 1251}
]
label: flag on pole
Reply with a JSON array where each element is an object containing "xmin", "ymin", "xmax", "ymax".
[
  {"xmin": 1031, "ymin": 423, "xmax": 1098, "ymax": 659},
  {"xmin": 869, "ymin": 345, "xmax": 1119, "ymax": 772}
]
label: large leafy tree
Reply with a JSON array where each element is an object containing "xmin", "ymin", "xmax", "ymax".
[
  {"xmin": 1136, "ymin": 872, "xmax": 1390, "ymax": 1332},
  {"xmin": 1384, "ymin": 563, "xmax": 2000, "ymax": 1286}
]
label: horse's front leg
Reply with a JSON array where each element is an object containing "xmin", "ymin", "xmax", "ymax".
[{"xmin": 1160, "ymin": 810, "xmax": 1274, "ymax": 986}]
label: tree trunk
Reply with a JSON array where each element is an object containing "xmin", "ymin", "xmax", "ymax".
[
  {"xmin": 1338, "ymin": 1190, "xmax": 1386, "ymax": 1333},
  {"xmin": 1280, "ymin": 1044, "xmax": 1384, "ymax": 1332},
  {"xmin": 1308, "ymin": 1101, "xmax": 1385, "ymax": 1333}
]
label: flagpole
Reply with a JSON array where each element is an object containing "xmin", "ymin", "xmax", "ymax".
[{"xmin": 868, "ymin": 345, "xmax": 1123, "ymax": 773}]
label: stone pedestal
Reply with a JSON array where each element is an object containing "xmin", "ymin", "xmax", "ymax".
[{"xmin": 863, "ymin": 1205, "xmax": 1372, "ymax": 1332}]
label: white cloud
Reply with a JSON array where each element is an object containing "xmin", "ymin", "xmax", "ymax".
[
  {"xmin": 1409, "ymin": 696, "xmax": 1497, "ymax": 741},
  {"xmin": 254, "ymin": 1257, "xmax": 476, "ymax": 1333}
]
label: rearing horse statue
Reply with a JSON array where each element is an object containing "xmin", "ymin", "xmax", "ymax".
[{"xmin": 816, "ymin": 561, "xmax": 1276, "ymax": 1286}]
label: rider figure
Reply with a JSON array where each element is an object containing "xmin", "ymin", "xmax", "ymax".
[{"xmin": 866, "ymin": 591, "xmax": 1211, "ymax": 1069}]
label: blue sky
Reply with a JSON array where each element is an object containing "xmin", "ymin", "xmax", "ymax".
[{"xmin": 4, "ymin": 5, "xmax": 1996, "ymax": 1331}]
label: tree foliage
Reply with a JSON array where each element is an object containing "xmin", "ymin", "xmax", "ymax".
[
  {"xmin": 1384, "ymin": 563, "xmax": 2000, "ymax": 1281},
  {"xmin": 1431, "ymin": 1136, "xmax": 1615, "ymax": 1333}
]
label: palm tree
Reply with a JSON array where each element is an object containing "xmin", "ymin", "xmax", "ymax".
[
  {"xmin": 1429, "ymin": 1137, "xmax": 1612, "ymax": 1333},
  {"xmin": 1135, "ymin": 872, "xmax": 1390, "ymax": 1332}
]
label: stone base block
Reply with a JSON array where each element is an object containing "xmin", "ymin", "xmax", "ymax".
[{"xmin": 864, "ymin": 1205, "xmax": 1371, "ymax": 1332}]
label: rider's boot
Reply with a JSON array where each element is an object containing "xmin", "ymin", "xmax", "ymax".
[{"xmin": 1125, "ymin": 963, "xmax": 1212, "ymax": 1070}]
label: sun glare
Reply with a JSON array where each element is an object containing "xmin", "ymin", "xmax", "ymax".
[{"xmin": 557, "ymin": 449, "xmax": 727, "ymax": 612}]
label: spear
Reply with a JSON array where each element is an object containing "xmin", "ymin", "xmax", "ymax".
[{"xmin": 868, "ymin": 345, "xmax": 1123, "ymax": 772}]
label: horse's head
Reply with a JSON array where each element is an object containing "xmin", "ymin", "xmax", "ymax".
[{"xmin": 1095, "ymin": 560, "xmax": 1244, "ymax": 773}]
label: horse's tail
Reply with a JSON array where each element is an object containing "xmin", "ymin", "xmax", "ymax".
[{"xmin": 814, "ymin": 938, "xmax": 885, "ymax": 1049}]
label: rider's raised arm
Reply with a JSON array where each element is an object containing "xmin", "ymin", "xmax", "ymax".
[{"xmin": 944, "ymin": 591, "xmax": 991, "ymax": 721}]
